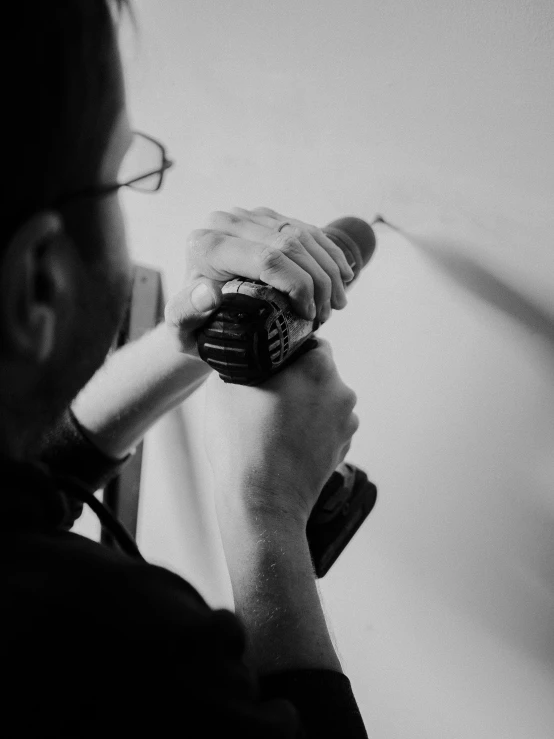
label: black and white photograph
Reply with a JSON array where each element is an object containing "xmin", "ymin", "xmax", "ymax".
[{"xmin": 2, "ymin": 1, "xmax": 553, "ymax": 737}]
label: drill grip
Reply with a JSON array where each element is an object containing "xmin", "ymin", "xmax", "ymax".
[{"xmin": 196, "ymin": 281, "xmax": 318, "ymax": 385}]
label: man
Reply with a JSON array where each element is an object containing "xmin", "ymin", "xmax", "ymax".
[{"xmin": 2, "ymin": 2, "xmax": 367, "ymax": 736}]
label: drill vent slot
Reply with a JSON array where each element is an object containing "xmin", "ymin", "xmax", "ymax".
[
  {"xmin": 268, "ymin": 320, "xmax": 282, "ymax": 362},
  {"xmin": 267, "ymin": 312, "xmax": 291, "ymax": 365},
  {"xmin": 278, "ymin": 316, "xmax": 289, "ymax": 356}
]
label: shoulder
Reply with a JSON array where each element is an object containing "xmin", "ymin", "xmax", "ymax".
[
  {"xmin": 4, "ymin": 530, "xmax": 300, "ymax": 738},
  {"xmin": 5, "ymin": 526, "xmax": 250, "ymax": 693},
  {"xmin": 5, "ymin": 526, "xmax": 243, "ymax": 650}
]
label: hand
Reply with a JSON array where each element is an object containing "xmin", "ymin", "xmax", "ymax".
[
  {"xmin": 204, "ymin": 338, "xmax": 359, "ymax": 526},
  {"xmin": 164, "ymin": 207, "xmax": 355, "ymax": 355}
]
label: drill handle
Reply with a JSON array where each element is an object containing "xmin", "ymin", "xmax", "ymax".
[{"xmin": 196, "ymin": 281, "xmax": 317, "ymax": 385}]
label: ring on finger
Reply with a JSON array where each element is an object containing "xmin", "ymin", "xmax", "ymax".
[{"xmin": 277, "ymin": 221, "xmax": 292, "ymax": 233}]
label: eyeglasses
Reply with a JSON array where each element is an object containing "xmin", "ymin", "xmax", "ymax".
[{"xmin": 53, "ymin": 131, "xmax": 174, "ymax": 208}]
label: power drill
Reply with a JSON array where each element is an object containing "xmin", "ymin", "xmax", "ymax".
[{"xmin": 197, "ymin": 217, "xmax": 378, "ymax": 577}]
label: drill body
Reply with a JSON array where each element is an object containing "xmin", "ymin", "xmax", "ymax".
[{"xmin": 197, "ymin": 278, "xmax": 318, "ymax": 385}]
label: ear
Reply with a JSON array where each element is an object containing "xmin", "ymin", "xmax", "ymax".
[{"xmin": 0, "ymin": 211, "xmax": 74, "ymax": 364}]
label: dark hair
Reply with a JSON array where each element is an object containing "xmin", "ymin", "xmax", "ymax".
[{"xmin": 3, "ymin": 0, "xmax": 132, "ymax": 251}]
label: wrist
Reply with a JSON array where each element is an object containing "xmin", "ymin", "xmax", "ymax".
[
  {"xmin": 213, "ymin": 473, "xmax": 313, "ymax": 533},
  {"xmin": 71, "ymin": 323, "xmax": 212, "ymax": 460},
  {"xmin": 213, "ymin": 483, "xmax": 311, "ymax": 576}
]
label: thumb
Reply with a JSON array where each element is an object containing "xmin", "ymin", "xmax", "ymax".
[{"xmin": 164, "ymin": 279, "xmax": 222, "ymax": 332}]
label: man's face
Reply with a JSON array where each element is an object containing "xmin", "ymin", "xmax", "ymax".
[
  {"xmin": 33, "ymin": 103, "xmax": 135, "ymax": 432},
  {"xmin": 0, "ymin": 38, "xmax": 138, "ymax": 459}
]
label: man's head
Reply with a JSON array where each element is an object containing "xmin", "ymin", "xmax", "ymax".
[{"xmin": 0, "ymin": 0, "xmax": 134, "ymax": 461}]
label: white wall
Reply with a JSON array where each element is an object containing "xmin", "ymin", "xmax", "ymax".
[{"xmin": 118, "ymin": 2, "xmax": 554, "ymax": 736}]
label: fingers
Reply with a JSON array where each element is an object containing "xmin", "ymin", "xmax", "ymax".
[
  {"xmin": 187, "ymin": 228, "xmax": 317, "ymax": 319},
  {"xmin": 337, "ymin": 441, "xmax": 351, "ymax": 466},
  {"xmin": 247, "ymin": 207, "xmax": 355, "ymax": 285},
  {"xmin": 164, "ymin": 278, "xmax": 223, "ymax": 355},
  {"xmin": 237, "ymin": 207, "xmax": 350, "ymax": 315},
  {"xmin": 187, "ymin": 208, "xmax": 353, "ymax": 322},
  {"xmin": 293, "ymin": 230, "xmax": 347, "ymax": 315},
  {"xmin": 347, "ymin": 410, "xmax": 360, "ymax": 437},
  {"xmin": 291, "ymin": 340, "xmax": 357, "ymax": 406},
  {"xmin": 207, "ymin": 211, "xmax": 338, "ymax": 318},
  {"xmin": 337, "ymin": 412, "xmax": 359, "ymax": 467},
  {"xmin": 296, "ymin": 336, "xmax": 358, "ymax": 419},
  {"xmin": 292, "ymin": 337, "xmax": 335, "ymax": 379},
  {"xmin": 266, "ymin": 224, "xmax": 345, "ymax": 320},
  {"xmin": 165, "ymin": 277, "xmax": 221, "ymax": 323},
  {"xmin": 295, "ymin": 346, "xmax": 360, "ymax": 464},
  {"xmin": 259, "ymin": 229, "xmax": 334, "ymax": 322}
]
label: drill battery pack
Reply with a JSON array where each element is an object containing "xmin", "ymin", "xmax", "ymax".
[{"xmin": 307, "ymin": 462, "xmax": 377, "ymax": 578}]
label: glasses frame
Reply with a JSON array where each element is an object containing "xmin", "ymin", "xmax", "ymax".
[{"xmin": 52, "ymin": 131, "xmax": 174, "ymax": 208}]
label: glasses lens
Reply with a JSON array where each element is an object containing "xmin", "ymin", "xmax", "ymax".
[
  {"xmin": 127, "ymin": 171, "xmax": 163, "ymax": 192},
  {"xmin": 119, "ymin": 134, "xmax": 163, "ymax": 192}
]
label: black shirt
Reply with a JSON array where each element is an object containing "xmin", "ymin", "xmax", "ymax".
[{"xmin": 1, "ymin": 408, "xmax": 367, "ymax": 738}]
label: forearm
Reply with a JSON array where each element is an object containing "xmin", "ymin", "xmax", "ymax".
[
  {"xmin": 218, "ymin": 505, "xmax": 343, "ymax": 677},
  {"xmin": 71, "ymin": 322, "xmax": 211, "ymax": 460}
]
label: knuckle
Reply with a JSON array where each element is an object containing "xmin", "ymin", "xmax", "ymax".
[
  {"xmin": 290, "ymin": 277, "xmax": 314, "ymax": 306},
  {"xmin": 325, "ymin": 240, "xmax": 348, "ymax": 265},
  {"xmin": 258, "ymin": 245, "xmax": 285, "ymax": 273},
  {"xmin": 164, "ymin": 297, "xmax": 178, "ymax": 326},
  {"xmin": 287, "ymin": 225, "xmax": 303, "ymax": 239},
  {"xmin": 316, "ymin": 270, "xmax": 333, "ymax": 298},
  {"xmin": 229, "ymin": 206, "xmax": 250, "ymax": 219},
  {"xmin": 186, "ymin": 228, "xmax": 208, "ymax": 248},
  {"xmin": 323, "ymin": 238, "xmax": 342, "ymax": 257},
  {"xmin": 205, "ymin": 210, "xmax": 240, "ymax": 229},
  {"xmin": 315, "ymin": 337, "xmax": 332, "ymax": 353},
  {"xmin": 310, "ymin": 346, "xmax": 336, "ymax": 378},
  {"xmin": 253, "ymin": 206, "xmax": 278, "ymax": 217},
  {"xmin": 204, "ymin": 211, "xmax": 223, "ymax": 228},
  {"xmin": 344, "ymin": 387, "xmax": 358, "ymax": 411},
  {"xmin": 186, "ymin": 228, "xmax": 215, "ymax": 259},
  {"xmin": 301, "ymin": 354, "xmax": 326, "ymax": 384},
  {"xmin": 277, "ymin": 235, "xmax": 304, "ymax": 258},
  {"xmin": 311, "ymin": 338, "xmax": 333, "ymax": 364},
  {"xmin": 185, "ymin": 229, "xmax": 226, "ymax": 267},
  {"xmin": 201, "ymin": 229, "xmax": 225, "ymax": 252},
  {"xmin": 313, "ymin": 227, "xmax": 326, "ymax": 240},
  {"xmin": 349, "ymin": 412, "xmax": 360, "ymax": 435},
  {"xmin": 313, "ymin": 227, "xmax": 333, "ymax": 247},
  {"xmin": 327, "ymin": 259, "xmax": 342, "ymax": 282},
  {"xmin": 296, "ymin": 343, "xmax": 328, "ymax": 377}
]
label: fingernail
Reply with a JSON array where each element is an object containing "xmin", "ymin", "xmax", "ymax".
[
  {"xmin": 320, "ymin": 303, "xmax": 331, "ymax": 323},
  {"xmin": 336, "ymin": 292, "xmax": 348, "ymax": 309},
  {"xmin": 344, "ymin": 270, "xmax": 355, "ymax": 285},
  {"xmin": 308, "ymin": 299, "xmax": 317, "ymax": 320},
  {"xmin": 191, "ymin": 283, "xmax": 216, "ymax": 312},
  {"xmin": 343, "ymin": 261, "xmax": 355, "ymax": 282}
]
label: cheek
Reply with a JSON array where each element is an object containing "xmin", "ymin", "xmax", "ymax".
[
  {"xmin": 101, "ymin": 193, "xmax": 132, "ymax": 282},
  {"xmin": 83, "ymin": 195, "xmax": 133, "ymax": 335},
  {"xmin": 63, "ymin": 194, "xmax": 133, "ymax": 335}
]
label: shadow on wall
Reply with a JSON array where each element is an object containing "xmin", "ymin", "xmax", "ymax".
[
  {"xmin": 399, "ymin": 229, "xmax": 554, "ymax": 668},
  {"xmin": 402, "ymin": 231, "xmax": 554, "ymax": 350}
]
